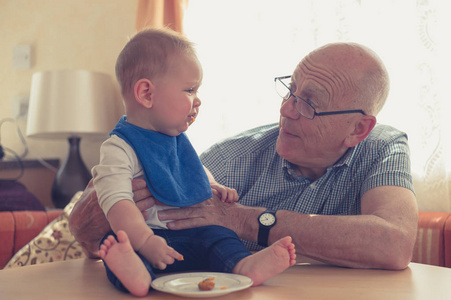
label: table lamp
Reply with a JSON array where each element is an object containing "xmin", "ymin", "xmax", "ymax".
[{"xmin": 26, "ymin": 70, "xmax": 123, "ymax": 208}]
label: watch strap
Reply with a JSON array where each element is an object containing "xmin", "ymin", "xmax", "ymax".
[{"xmin": 258, "ymin": 209, "xmax": 277, "ymax": 247}]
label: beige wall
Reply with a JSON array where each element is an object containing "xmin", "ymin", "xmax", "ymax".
[{"xmin": 0, "ymin": 0, "xmax": 137, "ymax": 170}]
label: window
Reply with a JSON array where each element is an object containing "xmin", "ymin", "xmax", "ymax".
[{"xmin": 184, "ymin": 0, "xmax": 450, "ymax": 211}]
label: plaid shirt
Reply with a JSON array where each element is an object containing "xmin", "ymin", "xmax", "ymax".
[{"xmin": 200, "ymin": 123, "xmax": 413, "ymax": 250}]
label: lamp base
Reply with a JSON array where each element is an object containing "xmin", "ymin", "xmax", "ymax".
[{"xmin": 51, "ymin": 137, "xmax": 91, "ymax": 208}]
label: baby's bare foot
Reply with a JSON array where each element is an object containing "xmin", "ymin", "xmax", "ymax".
[
  {"xmin": 100, "ymin": 231, "xmax": 151, "ymax": 297},
  {"xmin": 232, "ymin": 236, "xmax": 296, "ymax": 286}
]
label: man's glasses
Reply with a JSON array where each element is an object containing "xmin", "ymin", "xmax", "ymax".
[{"xmin": 274, "ymin": 75, "xmax": 366, "ymax": 120}]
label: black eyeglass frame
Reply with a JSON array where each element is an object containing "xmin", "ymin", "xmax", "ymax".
[{"xmin": 274, "ymin": 75, "xmax": 366, "ymax": 120}]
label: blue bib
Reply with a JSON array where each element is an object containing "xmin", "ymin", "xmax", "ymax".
[{"xmin": 111, "ymin": 116, "xmax": 212, "ymax": 207}]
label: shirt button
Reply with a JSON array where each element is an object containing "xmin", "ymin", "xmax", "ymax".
[{"xmin": 310, "ymin": 183, "xmax": 316, "ymax": 189}]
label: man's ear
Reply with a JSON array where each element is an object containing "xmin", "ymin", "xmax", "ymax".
[
  {"xmin": 134, "ymin": 79, "xmax": 154, "ymax": 108},
  {"xmin": 344, "ymin": 115, "xmax": 377, "ymax": 147}
]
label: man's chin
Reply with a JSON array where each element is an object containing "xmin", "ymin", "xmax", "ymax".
[
  {"xmin": 276, "ymin": 137, "xmax": 302, "ymax": 163},
  {"xmin": 275, "ymin": 138, "xmax": 289, "ymax": 159}
]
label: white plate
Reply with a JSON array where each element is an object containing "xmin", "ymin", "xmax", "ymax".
[{"xmin": 151, "ymin": 272, "xmax": 253, "ymax": 298}]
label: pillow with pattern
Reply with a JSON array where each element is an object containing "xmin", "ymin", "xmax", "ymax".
[{"xmin": 4, "ymin": 192, "xmax": 87, "ymax": 268}]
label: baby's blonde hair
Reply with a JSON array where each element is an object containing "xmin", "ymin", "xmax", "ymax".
[{"xmin": 115, "ymin": 27, "xmax": 196, "ymax": 99}]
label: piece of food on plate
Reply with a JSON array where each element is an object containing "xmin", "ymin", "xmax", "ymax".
[{"xmin": 198, "ymin": 277, "xmax": 215, "ymax": 291}]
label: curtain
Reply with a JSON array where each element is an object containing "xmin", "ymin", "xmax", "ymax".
[
  {"xmin": 181, "ymin": 0, "xmax": 450, "ymax": 212},
  {"xmin": 135, "ymin": 0, "xmax": 189, "ymax": 32}
]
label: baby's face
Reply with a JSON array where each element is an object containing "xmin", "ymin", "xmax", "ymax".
[{"xmin": 150, "ymin": 53, "xmax": 203, "ymax": 136}]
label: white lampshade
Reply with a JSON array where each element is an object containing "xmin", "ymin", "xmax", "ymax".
[
  {"xmin": 26, "ymin": 69, "xmax": 123, "ymax": 208},
  {"xmin": 27, "ymin": 69, "xmax": 123, "ymax": 139}
]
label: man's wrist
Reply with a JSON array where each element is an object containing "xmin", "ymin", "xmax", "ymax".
[
  {"xmin": 258, "ymin": 209, "xmax": 277, "ymax": 246},
  {"xmin": 231, "ymin": 204, "xmax": 265, "ymax": 242}
]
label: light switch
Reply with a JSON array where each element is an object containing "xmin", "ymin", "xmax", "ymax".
[
  {"xmin": 12, "ymin": 95, "xmax": 29, "ymax": 119},
  {"xmin": 13, "ymin": 45, "xmax": 31, "ymax": 69}
]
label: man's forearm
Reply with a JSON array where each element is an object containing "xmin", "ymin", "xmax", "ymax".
[
  {"xmin": 268, "ymin": 210, "xmax": 416, "ymax": 270},
  {"xmin": 161, "ymin": 198, "xmax": 415, "ymax": 269},
  {"xmin": 68, "ymin": 180, "xmax": 112, "ymax": 258},
  {"xmin": 232, "ymin": 186, "xmax": 418, "ymax": 270},
  {"xmin": 230, "ymin": 205, "xmax": 415, "ymax": 270},
  {"xmin": 159, "ymin": 191, "xmax": 417, "ymax": 270},
  {"xmin": 227, "ymin": 203, "xmax": 265, "ymax": 242}
]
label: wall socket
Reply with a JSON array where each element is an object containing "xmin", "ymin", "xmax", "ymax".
[
  {"xmin": 13, "ymin": 45, "xmax": 31, "ymax": 69},
  {"xmin": 12, "ymin": 95, "xmax": 29, "ymax": 119}
]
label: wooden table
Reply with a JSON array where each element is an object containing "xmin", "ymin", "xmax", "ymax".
[{"xmin": 1, "ymin": 259, "xmax": 450, "ymax": 299}]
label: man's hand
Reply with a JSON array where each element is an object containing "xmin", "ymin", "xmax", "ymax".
[
  {"xmin": 157, "ymin": 194, "xmax": 258, "ymax": 240},
  {"xmin": 131, "ymin": 178, "xmax": 155, "ymax": 219}
]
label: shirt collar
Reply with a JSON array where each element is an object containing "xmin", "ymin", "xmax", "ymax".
[
  {"xmin": 333, "ymin": 146, "xmax": 356, "ymax": 168},
  {"xmin": 281, "ymin": 146, "xmax": 356, "ymax": 179}
]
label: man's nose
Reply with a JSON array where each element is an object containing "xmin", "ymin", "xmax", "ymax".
[{"xmin": 280, "ymin": 96, "xmax": 300, "ymax": 119}]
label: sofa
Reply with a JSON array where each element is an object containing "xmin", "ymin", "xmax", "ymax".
[
  {"xmin": 413, "ymin": 212, "xmax": 451, "ymax": 267},
  {"xmin": 1, "ymin": 197, "xmax": 451, "ymax": 269},
  {"xmin": 0, "ymin": 192, "xmax": 86, "ymax": 269},
  {"xmin": 0, "ymin": 210, "xmax": 63, "ymax": 268}
]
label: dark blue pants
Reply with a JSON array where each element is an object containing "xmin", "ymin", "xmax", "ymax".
[{"xmin": 102, "ymin": 225, "xmax": 252, "ymax": 293}]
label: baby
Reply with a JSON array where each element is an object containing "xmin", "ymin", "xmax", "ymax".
[{"xmin": 93, "ymin": 27, "xmax": 296, "ymax": 297}]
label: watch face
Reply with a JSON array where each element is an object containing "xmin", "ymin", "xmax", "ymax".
[{"xmin": 259, "ymin": 213, "xmax": 276, "ymax": 226}]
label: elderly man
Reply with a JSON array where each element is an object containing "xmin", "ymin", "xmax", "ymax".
[{"xmin": 69, "ymin": 42, "xmax": 418, "ymax": 270}]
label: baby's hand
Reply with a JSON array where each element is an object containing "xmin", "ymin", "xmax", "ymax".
[
  {"xmin": 211, "ymin": 183, "xmax": 239, "ymax": 203},
  {"xmin": 141, "ymin": 235, "xmax": 183, "ymax": 270}
]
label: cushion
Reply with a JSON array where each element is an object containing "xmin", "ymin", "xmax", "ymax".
[
  {"xmin": 4, "ymin": 192, "xmax": 87, "ymax": 268},
  {"xmin": 0, "ymin": 180, "xmax": 45, "ymax": 211}
]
